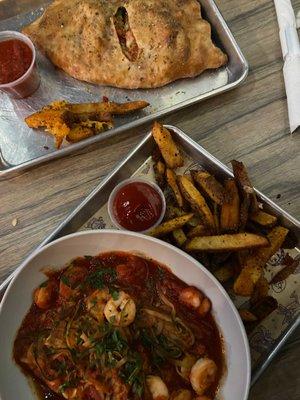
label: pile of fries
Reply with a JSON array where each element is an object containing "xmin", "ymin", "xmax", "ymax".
[
  {"xmin": 149, "ymin": 122, "xmax": 295, "ymax": 331},
  {"xmin": 25, "ymin": 99, "xmax": 149, "ymax": 148}
]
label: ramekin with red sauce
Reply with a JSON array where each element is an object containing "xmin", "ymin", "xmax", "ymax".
[
  {"xmin": 0, "ymin": 31, "xmax": 40, "ymax": 98},
  {"xmin": 108, "ymin": 178, "xmax": 166, "ymax": 233}
]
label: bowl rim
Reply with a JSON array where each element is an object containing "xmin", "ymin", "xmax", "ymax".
[{"xmin": 0, "ymin": 229, "xmax": 251, "ymax": 400}]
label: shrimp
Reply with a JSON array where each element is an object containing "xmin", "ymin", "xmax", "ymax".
[
  {"xmin": 146, "ymin": 375, "xmax": 169, "ymax": 400},
  {"xmin": 86, "ymin": 288, "xmax": 110, "ymax": 322},
  {"xmin": 179, "ymin": 287, "xmax": 211, "ymax": 317},
  {"xmin": 170, "ymin": 389, "xmax": 192, "ymax": 400},
  {"xmin": 189, "ymin": 358, "xmax": 217, "ymax": 395},
  {"xmin": 104, "ymin": 290, "xmax": 136, "ymax": 326},
  {"xmin": 34, "ymin": 280, "xmax": 57, "ymax": 309},
  {"xmin": 179, "ymin": 287, "xmax": 203, "ymax": 309},
  {"xmin": 60, "ymin": 387, "xmax": 78, "ymax": 399},
  {"xmin": 176, "ymin": 354, "xmax": 196, "ymax": 381}
]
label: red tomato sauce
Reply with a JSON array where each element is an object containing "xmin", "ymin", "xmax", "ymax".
[
  {"xmin": 112, "ymin": 181, "xmax": 163, "ymax": 231},
  {"xmin": 0, "ymin": 39, "xmax": 33, "ymax": 84}
]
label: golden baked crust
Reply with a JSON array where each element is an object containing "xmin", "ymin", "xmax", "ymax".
[{"xmin": 23, "ymin": 0, "xmax": 227, "ymax": 88}]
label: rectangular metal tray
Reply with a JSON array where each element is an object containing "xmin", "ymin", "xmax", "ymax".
[
  {"xmin": 1, "ymin": 124, "xmax": 299, "ymax": 384},
  {"xmin": 0, "ymin": 0, "xmax": 248, "ymax": 178}
]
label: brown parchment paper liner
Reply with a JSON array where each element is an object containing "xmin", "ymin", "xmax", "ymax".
[{"xmin": 79, "ymin": 153, "xmax": 300, "ymax": 368}]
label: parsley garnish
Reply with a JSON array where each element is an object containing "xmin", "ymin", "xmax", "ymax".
[
  {"xmin": 109, "ymin": 287, "xmax": 119, "ymax": 300},
  {"xmin": 60, "ymin": 275, "xmax": 70, "ymax": 286},
  {"xmin": 86, "ymin": 268, "xmax": 116, "ymax": 289}
]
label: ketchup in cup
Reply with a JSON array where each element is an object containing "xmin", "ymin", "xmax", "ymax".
[
  {"xmin": 108, "ymin": 178, "xmax": 166, "ymax": 232},
  {"xmin": 0, "ymin": 31, "xmax": 40, "ymax": 99}
]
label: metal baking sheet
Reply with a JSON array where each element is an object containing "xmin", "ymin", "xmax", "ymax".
[
  {"xmin": 0, "ymin": 124, "xmax": 299, "ymax": 384},
  {"xmin": 0, "ymin": 0, "xmax": 248, "ymax": 178}
]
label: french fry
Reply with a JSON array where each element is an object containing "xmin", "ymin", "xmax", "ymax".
[
  {"xmin": 239, "ymin": 309, "xmax": 258, "ymax": 322},
  {"xmin": 185, "ymin": 233, "xmax": 269, "ymax": 252},
  {"xmin": 26, "ymin": 100, "xmax": 148, "ymax": 148},
  {"xmin": 250, "ymin": 210, "xmax": 277, "ymax": 228},
  {"xmin": 220, "ymin": 179, "xmax": 240, "ymax": 231},
  {"xmin": 66, "ymin": 125, "xmax": 94, "ymax": 143},
  {"xmin": 191, "ymin": 170, "xmax": 229, "ymax": 205},
  {"xmin": 67, "ymin": 100, "xmax": 149, "ymax": 115},
  {"xmin": 178, "ymin": 176, "xmax": 215, "ymax": 229},
  {"xmin": 186, "ymin": 215, "xmax": 202, "ymax": 228},
  {"xmin": 172, "ymin": 229, "xmax": 187, "ymax": 247},
  {"xmin": 234, "ymin": 226, "xmax": 289, "ymax": 295},
  {"xmin": 250, "ymin": 296, "xmax": 278, "ymax": 320},
  {"xmin": 254, "ymin": 226, "xmax": 289, "ymax": 266},
  {"xmin": 187, "ymin": 224, "xmax": 212, "ymax": 238},
  {"xmin": 251, "ymin": 276, "xmax": 269, "ymax": 304},
  {"xmin": 148, "ymin": 213, "xmax": 194, "ymax": 237},
  {"xmin": 152, "ymin": 122, "xmax": 184, "ymax": 168},
  {"xmin": 25, "ymin": 109, "xmax": 66, "ymax": 129},
  {"xmin": 233, "ymin": 264, "xmax": 262, "ymax": 296},
  {"xmin": 66, "ymin": 121, "xmax": 113, "ymax": 143},
  {"xmin": 165, "ymin": 205, "xmax": 185, "ymax": 219},
  {"xmin": 166, "ymin": 169, "xmax": 184, "ymax": 207},
  {"xmin": 153, "ymin": 160, "xmax": 166, "ymax": 189},
  {"xmin": 213, "ymin": 203, "xmax": 220, "ymax": 233},
  {"xmin": 210, "ymin": 252, "xmax": 232, "ymax": 266},
  {"xmin": 239, "ymin": 195, "xmax": 251, "ymax": 231},
  {"xmin": 231, "ymin": 160, "xmax": 259, "ymax": 214},
  {"xmin": 270, "ymin": 258, "xmax": 299, "ymax": 284},
  {"xmin": 214, "ymin": 263, "xmax": 234, "ymax": 282}
]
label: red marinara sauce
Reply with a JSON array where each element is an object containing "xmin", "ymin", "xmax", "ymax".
[
  {"xmin": 112, "ymin": 181, "xmax": 164, "ymax": 231},
  {"xmin": 0, "ymin": 39, "xmax": 33, "ymax": 84}
]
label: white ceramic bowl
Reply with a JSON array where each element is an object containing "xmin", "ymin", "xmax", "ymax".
[{"xmin": 0, "ymin": 230, "xmax": 250, "ymax": 400}]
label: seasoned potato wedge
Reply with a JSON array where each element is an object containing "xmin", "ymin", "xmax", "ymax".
[
  {"xmin": 26, "ymin": 109, "xmax": 70, "ymax": 148},
  {"xmin": 250, "ymin": 210, "xmax": 278, "ymax": 228},
  {"xmin": 152, "ymin": 122, "xmax": 184, "ymax": 168},
  {"xmin": 239, "ymin": 309, "xmax": 258, "ymax": 322},
  {"xmin": 239, "ymin": 195, "xmax": 251, "ymax": 231},
  {"xmin": 214, "ymin": 263, "xmax": 234, "ymax": 283},
  {"xmin": 25, "ymin": 109, "xmax": 67, "ymax": 129},
  {"xmin": 250, "ymin": 296, "xmax": 278, "ymax": 321},
  {"xmin": 254, "ymin": 226, "xmax": 289, "ymax": 266},
  {"xmin": 213, "ymin": 203, "xmax": 220, "ymax": 233},
  {"xmin": 220, "ymin": 179, "xmax": 240, "ymax": 232},
  {"xmin": 172, "ymin": 229, "xmax": 187, "ymax": 247},
  {"xmin": 187, "ymin": 224, "xmax": 212, "ymax": 238},
  {"xmin": 191, "ymin": 170, "xmax": 229, "ymax": 205},
  {"xmin": 251, "ymin": 276, "xmax": 269, "ymax": 304},
  {"xmin": 68, "ymin": 100, "xmax": 149, "ymax": 115},
  {"xmin": 270, "ymin": 258, "xmax": 299, "ymax": 284},
  {"xmin": 165, "ymin": 205, "xmax": 186, "ymax": 219},
  {"xmin": 185, "ymin": 233, "xmax": 269, "ymax": 252},
  {"xmin": 148, "ymin": 213, "xmax": 194, "ymax": 237},
  {"xmin": 234, "ymin": 226, "xmax": 289, "ymax": 295},
  {"xmin": 178, "ymin": 176, "xmax": 215, "ymax": 229},
  {"xmin": 25, "ymin": 100, "xmax": 148, "ymax": 148},
  {"xmin": 153, "ymin": 160, "xmax": 166, "ymax": 189},
  {"xmin": 166, "ymin": 168, "xmax": 184, "ymax": 207},
  {"xmin": 66, "ymin": 121, "xmax": 113, "ymax": 143},
  {"xmin": 231, "ymin": 160, "xmax": 259, "ymax": 214},
  {"xmin": 66, "ymin": 125, "xmax": 94, "ymax": 143}
]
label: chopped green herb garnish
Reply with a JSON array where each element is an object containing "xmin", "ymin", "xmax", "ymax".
[
  {"xmin": 86, "ymin": 268, "xmax": 116, "ymax": 289},
  {"xmin": 61, "ymin": 275, "xmax": 70, "ymax": 286},
  {"xmin": 119, "ymin": 352, "xmax": 144, "ymax": 396},
  {"xmin": 39, "ymin": 281, "xmax": 48, "ymax": 288},
  {"xmin": 110, "ymin": 288, "xmax": 119, "ymax": 300},
  {"xmin": 158, "ymin": 267, "xmax": 166, "ymax": 280}
]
